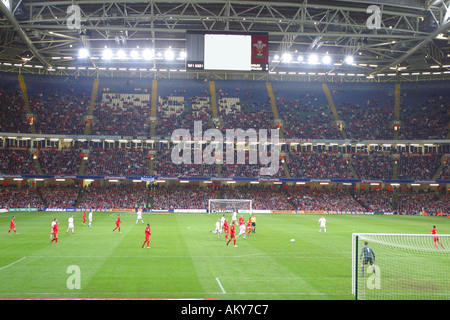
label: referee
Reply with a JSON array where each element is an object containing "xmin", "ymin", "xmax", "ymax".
[
  {"xmin": 360, "ymin": 241, "xmax": 376, "ymax": 277},
  {"xmin": 251, "ymin": 214, "xmax": 256, "ymax": 233}
]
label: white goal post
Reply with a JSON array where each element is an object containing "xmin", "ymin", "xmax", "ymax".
[
  {"xmin": 352, "ymin": 233, "xmax": 450, "ymax": 300},
  {"xmin": 208, "ymin": 199, "xmax": 253, "ymax": 214}
]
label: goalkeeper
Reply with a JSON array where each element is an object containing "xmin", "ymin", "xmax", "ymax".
[{"xmin": 360, "ymin": 241, "xmax": 376, "ymax": 277}]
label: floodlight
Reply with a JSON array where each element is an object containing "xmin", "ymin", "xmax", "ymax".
[
  {"xmin": 322, "ymin": 55, "xmax": 332, "ymax": 64},
  {"xmin": 102, "ymin": 48, "xmax": 113, "ymax": 60},
  {"xmin": 281, "ymin": 53, "xmax": 292, "ymax": 63},
  {"xmin": 130, "ymin": 50, "xmax": 140, "ymax": 59},
  {"xmin": 345, "ymin": 55, "xmax": 354, "ymax": 64},
  {"xmin": 117, "ymin": 50, "xmax": 127, "ymax": 59},
  {"xmin": 164, "ymin": 49, "xmax": 175, "ymax": 60},
  {"xmin": 308, "ymin": 54, "xmax": 319, "ymax": 64},
  {"xmin": 78, "ymin": 48, "xmax": 89, "ymax": 59},
  {"xmin": 142, "ymin": 49, "xmax": 153, "ymax": 60}
]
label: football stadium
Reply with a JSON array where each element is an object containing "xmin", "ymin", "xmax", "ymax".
[{"xmin": 0, "ymin": 0, "xmax": 449, "ymax": 304}]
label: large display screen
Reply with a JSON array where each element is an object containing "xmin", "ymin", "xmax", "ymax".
[
  {"xmin": 204, "ymin": 34, "xmax": 252, "ymax": 71},
  {"xmin": 186, "ymin": 31, "xmax": 268, "ymax": 72}
]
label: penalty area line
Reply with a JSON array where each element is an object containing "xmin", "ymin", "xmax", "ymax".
[
  {"xmin": 0, "ymin": 257, "xmax": 27, "ymax": 272},
  {"xmin": 215, "ymin": 277, "xmax": 226, "ymax": 294}
]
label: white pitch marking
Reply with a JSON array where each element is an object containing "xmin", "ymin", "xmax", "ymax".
[
  {"xmin": 0, "ymin": 257, "xmax": 27, "ymax": 271},
  {"xmin": 215, "ymin": 277, "xmax": 226, "ymax": 294}
]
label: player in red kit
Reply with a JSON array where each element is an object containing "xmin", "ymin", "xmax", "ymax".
[
  {"xmin": 223, "ymin": 219, "xmax": 229, "ymax": 240},
  {"xmin": 8, "ymin": 216, "xmax": 17, "ymax": 235},
  {"xmin": 238, "ymin": 215, "xmax": 245, "ymax": 227},
  {"xmin": 142, "ymin": 223, "xmax": 151, "ymax": 248},
  {"xmin": 82, "ymin": 211, "xmax": 86, "ymax": 225},
  {"xmin": 50, "ymin": 221, "xmax": 59, "ymax": 244},
  {"xmin": 245, "ymin": 217, "xmax": 252, "ymax": 236},
  {"xmin": 226, "ymin": 221, "xmax": 237, "ymax": 247},
  {"xmin": 431, "ymin": 225, "xmax": 444, "ymax": 249},
  {"xmin": 113, "ymin": 214, "xmax": 121, "ymax": 233}
]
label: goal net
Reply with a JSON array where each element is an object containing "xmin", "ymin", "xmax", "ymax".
[
  {"xmin": 208, "ymin": 199, "xmax": 252, "ymax": 214},
  {"xmin": 352, "ymin": 233, "xmax": 450, "ymax": 300}
]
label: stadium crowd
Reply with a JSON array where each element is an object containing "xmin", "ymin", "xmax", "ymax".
[
  {"xmin": 0, "ymin": 188, "xmax": 44, "ymax": 209},
  {"xmin": 78, "ymin": 184, "xmax": 149, "ymax": 209},
  {"xmin": 287, "ymin": 152, "xmax": 353, "ymax": 179},
  {"xmin": 38, "ymin": 148, "xmax": 83, "ymax": 176},
  {"xmin": 398, "ymin": 97, "xmax": 449, "ymax": 140},
  {"xmin": 220, "ymin": 151, "xmax": 285, "ymax": 178},
  {"xmin": 397, "ymin": 192, "xmax": 449, "ymax": 215},
  {"xmin": 0, "ymin": 80, "xmax": 448, "ymax": 141},
  {"xmin": 0, "ymin": 182, "xmax": 448, "ymax": 216},
  {"xmin": 221, "ymin": 185, "xmax": 293, "ymax": 210},
  {"xmin": 219, "ymin": 107, "xmax": 276, "ymax": 133},
  {"xmin": 0, "ymin": 90, "xmax": 30, "ymax": 134},
  {"xmin": 92, "ymin": 93, "xmax": 152, "ymax": 136},
  {"xmin": 276, "ymin": 98, "xmax": 342, "ymax": 140},
  {"xmin": 29, "ymin": 93, "xmax": 89, "ymax": 135},
  {"xmin": 0, "ymin": 148, "xmax": 37, "ymax": 175},
  {"xmin": 0, "ymin": 76, "xmax": 449, "ymax": 215},
  {"xmin": 84, "ymin": 148, "xmax": 149, "ymax": 177},
  {"xmin": 155, "ymin": 95, "xmax": 212, "ymax": 138},
  {"xmin": 397, "ymin": 154, "xmax": 442, "ymax": 180},
  {"xmin": 39, "ymin": 185, "xmax": 81, "ymax": 208},
  {"xmin": 335, "ymin": 101, "xmax": 394, "ymax": 140},
  {"xmin": 151, "ymin": 184, "xmax": 215, "ymax": 210},
  {"xmin": 288, "ymin": 187, "xmax": 365, "ymax": 212},
  {"xmin": 154, "ymin": 148, "xmax": 218, "ymax": 177},
  {"xmin": 439, "ymin": 163, "xmax": 449, "ymax": 180},
  {"xmin": 350, "ymin": 154, "xmax": 393, "ymax": 180},
  {"xmin": 0, "ymin": 146, "xmax": 446, "ymax": 182},
  {"xmin": 353, "ymin": 189, "xmax": 393, "ymax": 213}
]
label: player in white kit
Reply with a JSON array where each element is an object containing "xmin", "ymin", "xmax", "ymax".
[
  {"xmin": 220, "ymin": 214, "xmax": 226, "ymax": 228},
  {"xmin": 231, "ymin": 211, "xmax": 237, "ymax": 223},
  {"xmin": 136, "ymin": 208, "xmax": 144, "ymax": 224},
  {"xmin": 210, "ymin": 219, "xmax": 222, "ymax": 239},
  {"xmin": 66, "ymin": 215, "xmax": 75, "ymax": 234},
  {"xmin": 236, "ymin": 222, "xmax": 247, "ymax": 239},
  {"xmin": 318, "ymin": 216, "xmax": 327, "ymax": 233},
  {"xmin": 88, "ymin": 211, "xmax": 93, "ymax": 227},
  {"xmin": 50, "ymin": 218, "xmax": 57, "ymax": 239}
]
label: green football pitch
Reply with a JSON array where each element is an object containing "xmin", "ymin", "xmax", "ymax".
[{"xmin": 0, "ymin": 212, "xmax": 448, "ymax": 300}]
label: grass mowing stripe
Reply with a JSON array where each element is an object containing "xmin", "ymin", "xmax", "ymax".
[
  {"xmin": 82, "ymin": 213, "xmax": 206, "ymax": 299},
  {"xmin": 74, "ymin": 213, "xmax": 150, "ymax": 296}
]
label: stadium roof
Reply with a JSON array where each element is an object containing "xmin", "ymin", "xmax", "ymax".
[{"xmin": 1, "ymin": 0, "xmax": 450, "ymax": 81}]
